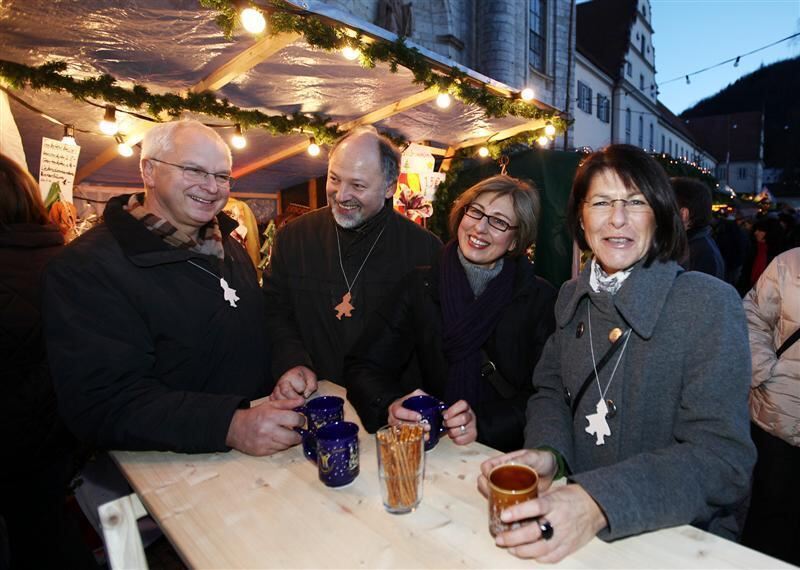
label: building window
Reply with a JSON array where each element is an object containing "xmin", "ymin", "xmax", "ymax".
[
  {"xmin": 640, "ymin": 35, "xmax": 645, "ymax": 55},
  {"xmin": 638, "ymin": 116, "xmax": 644, "ymax": 147},
  {"xmin": 661, "ymin": 134, "xmax": 665, "ymax": 152},
  {"xmin": 596, "ymin": 94, "xmax": 610, "ymax": 123},
  {"xmin": 577, "ymin": 81, "xmax": 592, "ymax": 113},
  {"xmin": 625, "ymin": 108, "xmax": 631, "ymax": 143},
  {"xmin": 529, "ymin": 0, "xmax": 546, "ymax": 72},
  {"xmin": 639, "ymin": 74, "xmax": 644, "ymax": 90},
  {"xmin": 738, "ymin": 167, "xmax": 748, "ymax": 180},
  {"xmin": 669, "ymin": 139, "xmax": 672, "ymax": 155},
  {"xmin": 626, "ymin": 61, "xmax": 632, "ymax": 77},
  {"xmin": 649, "ymin": 123, "xmax": 654, "ymax": 150}
]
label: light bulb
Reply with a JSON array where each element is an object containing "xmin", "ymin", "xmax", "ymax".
[
  {"xmin": 341, "ymin": 46, "xmax": 360, "ymax": 61},
  {"xmin": 61, "ymin": 125, "xmax": 76, "ymax": 146},
  {"xmin": 117, "ymin": 142, "xmax": 133, "ymax": 157},
  {"xmin": 241, "ymin": 7, "xmax": 266, "ymax": 34},
  {"xmin": 307, "ymin": 137, "xmax": 321, "ymax": 157},
  {"xmin": 436, "ymin": 93, "xmax": 451, "ymax": 109},
  {"xmin": 520, "ymin": 87, "xmax": 535, "ymax": 101},
  {"xmin": 231, "ymin": 124, "xmax": 247, "ymax": 149},
  {"xmin": 99, "ymin": 105, "xmax": 118, "ymax": 136},
  {"xmin": 544, "ymin": 122, "xmax": 556, "ymax": 137},
  {"xmin": 536, "ymin": 135, "xmax": 549, "ymax": 147},
  {"xmin": 477, "ymin": 146, "xmax": 490, "ymax": 158}
]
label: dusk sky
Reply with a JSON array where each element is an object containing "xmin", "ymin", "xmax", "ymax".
[{"xmin": 650, "ymin": 0, "xmax": 800, "ymax": 115}]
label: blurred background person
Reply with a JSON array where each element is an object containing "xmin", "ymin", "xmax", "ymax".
[
  {"xmin": 346, "ymin": 175, "xmax": 557, "ymax": 452},
  {"xmin": 714, "ymin": 213, "xmax": 750, "ymax": 289},
  {"xmin": 0, "ymin": 154, "xmax": 95, "ymax": 569},
  {"xmin": 741, "ymin": 247, "xmax": 800, "ymax": 566},
  {"xmin": 671, "ymin": 177, "xmax": 725, "ymax": 279},
  {"xmin": 741, "ymin": 217, "xmax": 783, "ymax": 295},
  {"xmin": 479, "ymin": 145, "xmax": 754, "ymax": 563}
]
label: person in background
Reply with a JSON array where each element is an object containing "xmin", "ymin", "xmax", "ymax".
[
  {"xmin": 0, "ymin": 154, "xmax": 95, "ymax": 569},
  {"xmin": 741, "ymin": 217, "xmax": 783, "ymax": 294},
  {"xmin": 671, "ymin": 177, "xmax": 725, "ymax": 279},
  {"xmin": 741, "ymin": 247, "xmax": 800, "ymax": 566},
  {"xmin": 345, "ymin": 175, "xmax": 557, "ymax": 452},
  {"xmin": 479, "ymin": 145, "xmax": 754, "ymax": 563},
  {"xmin": 264, "ymin": 126, "xmax": 441, "ymax": 398},
  {"xmin": 714, "ymin": 213, "xmax": 750, "ymax": 288},
  {"xmin": 44, "ymin": 120, "xmax": 303, "ymax": 456}
]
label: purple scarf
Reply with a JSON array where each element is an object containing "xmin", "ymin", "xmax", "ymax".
[{"xmin": 440, "ymin": 240, "xmax": 516, "ymax": 410}]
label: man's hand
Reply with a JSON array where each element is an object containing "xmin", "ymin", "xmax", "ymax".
[
  {"xmin": 225, "ymin": 398, "xmax": 305, "ymax": 456},
  {"xmin": 270, "ymin": 366, "xmax": 317, "ymax": 400}
]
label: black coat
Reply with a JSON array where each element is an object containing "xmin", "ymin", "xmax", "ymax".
[
  {"xmin": 685, "ymin": 226, "xmax": 725, "ymax": 280},
  {"xmin": 0, "ymin": 223, "xmax": 71, "ymax": 474},
  {"xmin": 43, "ymin": 194, "xmax": 271, "ymax": 453},
  {"xmin": 345, "ymin": 254, "xmax": 557, "ymax": 452},
  {"xmin": 263, "ymin": 205, "xmax": 441, "ymax": 385}
]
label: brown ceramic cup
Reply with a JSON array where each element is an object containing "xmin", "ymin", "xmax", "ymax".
[{"xmin": 487, "ymin": 463, "xmax": 539, "ymax": 536}]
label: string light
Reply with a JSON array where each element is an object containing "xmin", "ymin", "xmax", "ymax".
[
  {"xmin": 307, "ymin": 136, "xmax": 321, "ymax": 156},
  {"xmin": 240, "ymin": 7, "xmax": 266, "ymax": 34},
  {"xmin": 733, "ymin": 56, "xmax": 740, "ymax": 68},
  {"xmin": 99, "ymin": 105, "xmax": 118, "ymax": 136},
  {"xmin": 520, "ymin": 87, "xmax": 535, "ymax": 101},
  {"xmin": 685, "ymin": 75, "xmax": 690, "ymax": 85},
  {"xmin": 231, "ymin": 124, "xmax": 247, "ymax": 149},
  {"xmin": 61, "ymin": 124, "xmax": 76, "ymax": 146},
  {"xmin": 116, "ymin": 135, "xmax": 133, "ymax": 157},
  {"xmin": 536, "ymin": 135, "xmax": 549, "ymax": 147},
  {"xmin": 477, "ymin": 146, "xmax": 490, "ymax": 158},
  {"xmin": 436, "ymin": 92, "xmax": 451, "ymax": 109},
  {"xmin": 341, "ymin": 46, "xmax": 360, "ymax": 61},
  {"xmin": 544, "ymin": 122, "xmax": 556, "ymax": 137}
]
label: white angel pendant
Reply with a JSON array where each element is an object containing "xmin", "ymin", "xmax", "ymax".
[
  {"xmin": 220, "ymin": 278, "xmax": 240, "ymax": 308},
  {"xmin": 585, "ymin": 398, "xmax": 611, "ymax": 446}
]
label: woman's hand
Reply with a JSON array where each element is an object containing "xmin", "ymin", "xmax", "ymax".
[
  {"xmin": 387, "ymin": 389, "xmax": 429, "ymax": 432},
  {"xmin": 478, "ymin": 449, "xmax": 558, "ymax": 496},
  {"xmin": 443, "ymin": 399, "xmax": 477, "ymax": 445},
  {"xmin": 493, "ymin": 484, "xmax": 607, "ymax": 563}
]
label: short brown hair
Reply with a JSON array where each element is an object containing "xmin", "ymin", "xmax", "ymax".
[
  {"xmin": 566, "ymin": 144, "xmax": 686, "ymax": 265},
  {"xmin": 448, "ymin": 175, "xmax": 541, "ymax": 257},
  {"xmin": 0, "ymin": 153, "xmax": 48, "ymax": 225}
]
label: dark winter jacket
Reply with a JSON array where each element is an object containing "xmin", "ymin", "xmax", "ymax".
[
  {"xmin": 685, "ymin": 225, "xmax": 725, "ymax": 280},
  {"xmin": 43, "ymin": 194, "xmax": 271, "ymax": 453},
  {"xmin": 263, "ymin": 204, "xmax": 441, "ymax": 385},
  {"xmin": 345, "ymin": 253, "xmax": 557, "ymax": 452},
  {"xmin": 0, "ymin": 223, "xmax": 73, "ymax": 475}
]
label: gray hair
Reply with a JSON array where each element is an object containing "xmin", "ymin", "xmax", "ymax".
[
  {"xmin": 140, "ymin": 120, "xmax": 231, "ymax": 172},
  {"xmin": 329, "ymin": 126, "xmax": 400, "ymax": 191}
]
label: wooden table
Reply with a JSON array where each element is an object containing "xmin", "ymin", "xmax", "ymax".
[{"xmin": 112, "ymin": 382, "xmax": 789, "ymax": 569}]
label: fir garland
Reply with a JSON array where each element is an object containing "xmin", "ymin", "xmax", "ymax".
[
  {"xmin": 200, "ymin": 0, "xmax": 569, "ymax": 128},
  {"xmin": 0, "ymin": 59, "xmax": 342, "ymax": 144}
]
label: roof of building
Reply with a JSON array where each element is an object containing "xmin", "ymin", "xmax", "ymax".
[
  {"xmin": 656, "ymin": 101, "xmax": 696, "ymax": 141},
  {"xmin": 682, "ymin": 111, "xmax": 763, "ymax": 163},
  {"xmin": 576, "ymin": 0, "xmax": 638, "ymax": 80}
]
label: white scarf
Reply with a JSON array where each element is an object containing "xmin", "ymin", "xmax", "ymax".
[{"xmin": 589, "ymin": 257, "xmax": 633, "ymax": 295}]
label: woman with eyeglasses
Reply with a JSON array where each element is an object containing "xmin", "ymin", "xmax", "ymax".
[
  {"xmin": 345, "ymin": 175, "xmax": 557, "ymax": 451},
  {"xmin": 478, "ymin": 145, "xmax": 755, "ymax": 562}
]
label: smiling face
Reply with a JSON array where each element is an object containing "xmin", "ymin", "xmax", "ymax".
[
  {"xmin": 457, "ymin": 192, "xmax": 518, "ymax": 269},
  {"xmin": 141, "ymin": 125, "xmax": 231, "ymax": 239},
  {"xmin": 581, "ymin": 169, "xmax": 656, "ymax": 274},
  {"xmin": 326, "ymin": 133, "xmax": 393, "ymax": 229}
]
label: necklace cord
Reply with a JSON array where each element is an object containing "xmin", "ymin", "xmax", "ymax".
[{"xmin": 334, "ymin": 225, "xmax": 386, "ymax": 293}]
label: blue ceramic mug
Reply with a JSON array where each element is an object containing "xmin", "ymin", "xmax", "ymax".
[
  {"xmin": 316, "ymin": 421, "xmax": 360, "ymax": 488},
  {"xmin": 401, "ymin": 394, "xmax": 447, "ymax": 451},
  {"xmin": 295, "ymin": 396, "xmax": 344, "ymax": 461}
]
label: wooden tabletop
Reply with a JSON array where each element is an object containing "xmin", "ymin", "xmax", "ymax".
[{"xmin": 112, "ymin": 382, "xmax": 789, "ymax": 569}]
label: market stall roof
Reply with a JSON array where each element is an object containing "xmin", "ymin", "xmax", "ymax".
[{"xmin": 1, "ymin": 0, "xmax": 562, "ymax": 195}]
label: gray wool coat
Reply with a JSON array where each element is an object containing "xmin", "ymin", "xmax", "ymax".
[{"xmin": 525, "ymin": 259, "xmax": 756, "ymax": 541}]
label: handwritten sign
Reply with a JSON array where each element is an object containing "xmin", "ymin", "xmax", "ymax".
[{"xmin": 39, "ymin": 137, "xmax": 80, "ymax": 203}]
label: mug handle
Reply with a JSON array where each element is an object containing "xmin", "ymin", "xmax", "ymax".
[{"xmin": 293, "ymin": 406, "xmax": 316, "ymax": 461}]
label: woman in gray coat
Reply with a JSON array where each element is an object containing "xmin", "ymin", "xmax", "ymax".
[{"xmin": 479, "ymin": 145, "xmax": 755, "ymax": 563}]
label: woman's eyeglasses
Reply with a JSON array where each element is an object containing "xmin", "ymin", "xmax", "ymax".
[
  {"xmin": 463, "ymin": 204, "xmax": 518, "ymax": 232},
  {"xmin": 583, "ymin": 198, "xmax": 651, "ymax": 214}
]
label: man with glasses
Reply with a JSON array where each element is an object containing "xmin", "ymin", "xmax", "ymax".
[
  {"xmin": 265, "ymin": 126, "xmax": 441, "ymax": 399},
  {"xmin": 44, "ymin": 120, "xmax": 304, "ymax": 456}
]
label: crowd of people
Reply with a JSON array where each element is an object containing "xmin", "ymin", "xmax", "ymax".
[{"xmin": 1, "ymin": 122, "xmax": 797, "ymax": 567}]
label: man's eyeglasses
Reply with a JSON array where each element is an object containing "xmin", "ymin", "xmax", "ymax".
[
  {"xmin": 148, "ymin": 158, "xmax": 235, "ymax": 190},
  {"xmin": 463, "ymin": 204, "xmax": 518, "ymax": 232},
  {"xmin": 583, "ymin": 197, "xmax": 651, "ymax": 214}
]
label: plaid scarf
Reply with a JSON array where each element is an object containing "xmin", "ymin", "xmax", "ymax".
[{"xmin": 125, "ymin": 193, "xmax": 225, "ymax": 260}]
